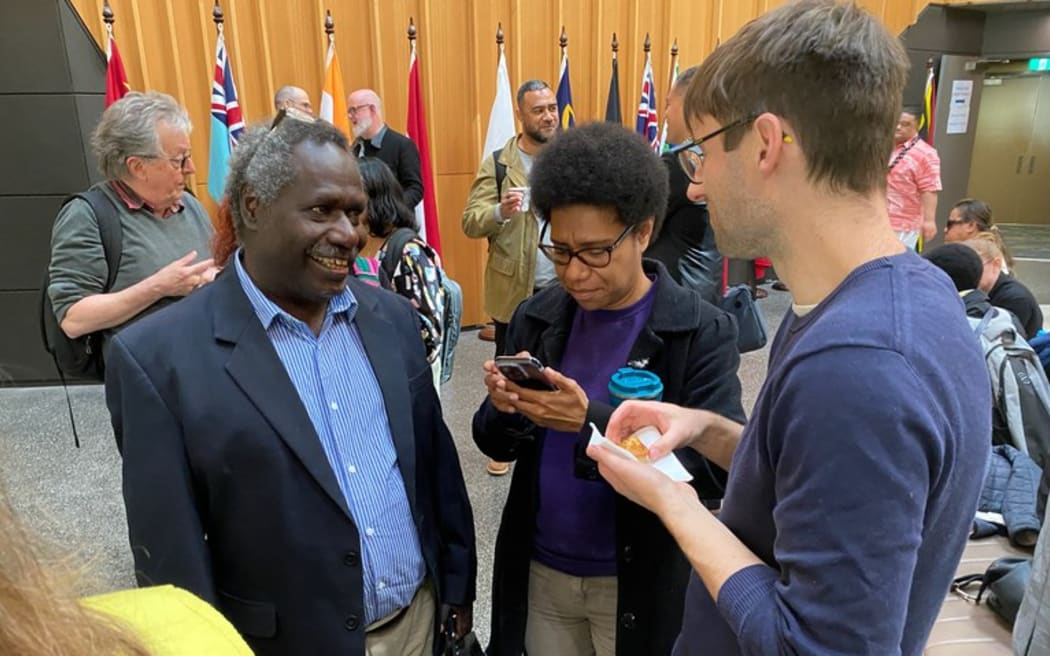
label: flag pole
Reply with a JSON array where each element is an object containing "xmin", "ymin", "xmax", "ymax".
[
  {"xmin": 102, "ymin": 0, "xmax": 115, "ymax": 49},
  {"xmin": 669, "ymin": 38, "xmax": 679, "ymax": 88},
  {"xmin": 213, "ymin": 0, "xmax": 224, "ymax": 37}
]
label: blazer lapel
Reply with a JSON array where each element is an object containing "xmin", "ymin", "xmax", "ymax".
[
  {"xmin": 347, "ymin": 286, "xmax": 418, "ymax": 515},
  {"xmin": 212, "ymin": 271, "xmax": 353, "ymax": 521}
]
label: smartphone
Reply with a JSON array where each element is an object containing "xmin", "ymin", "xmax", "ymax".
[{"xmin": 494, "ymin": 355, "xmax": 556, "ymax": 391}]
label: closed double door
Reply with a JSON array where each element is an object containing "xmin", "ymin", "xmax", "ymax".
[{"xmin": 968, "ymin": 74, "xmax": 1050, "ymax": 225}]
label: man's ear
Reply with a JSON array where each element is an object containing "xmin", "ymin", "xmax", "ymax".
[
  {"xmin": 754, "ymin": 112, "xmax": 788, "ymax": 175},
  {"xmin": 125, "ymin": 156, "xmax": 147, "ymax": 181},
  {"xmin": 240, "ymin": 191, "xmax": 262, "ymax": 230}
]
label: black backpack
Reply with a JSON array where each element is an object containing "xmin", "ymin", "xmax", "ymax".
[{"xmin": 39, "ymin": 189, "xmax": 123, "ymax": 383}]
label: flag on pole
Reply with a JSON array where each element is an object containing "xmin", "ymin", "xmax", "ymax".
[
  {"xmin": 637, "ymin": 53, "xmax": 659, "ymax": 151},
  {"xmin": 207, "ymin": 29, "xmax": 244, "ymax": 202},
  {"xmin": 320, "ymin": 35, "xmax": 350, "ymax": 137},
  {"xmin": 556, "ymin": 51, "xmax": 575, "ymax": 129},
  {"xmin": 605, "ymin": 50, "xmax": 622, "ymax": 124},
  {"xmin": 104, "ymin": 33, "xmax": 130, "ymax": 107},
  {"xmin": 659, "ymin": 58, "xmax": 680, "ymax": 151},
  {"xmin": 407, "ymin": 39, "xmax": 442, "ymax": 254},
  {"xmin": 920, "ymin": 58, "xmax": 937, "ymax": 146},
  {"xmin": 483, "ymin": 45, "xmax": 516, "ymax": 160}
]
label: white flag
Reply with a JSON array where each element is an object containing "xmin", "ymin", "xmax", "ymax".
[{"xmin": 482, "ymin": 47, "xmax": 516, "ymax": 161}]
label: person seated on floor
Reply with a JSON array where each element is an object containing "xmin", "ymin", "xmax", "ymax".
[
  {"xmin": 944, "ymin": 198, "xmax": 1005, "ymax": 261},
  {"xmin": 964, "ymin": 233, "xmax": 1043, "ymax": 340},
  {"xmin": 924, "ymin": 242, "xmax": 1027, "ymax": 336},
  {"xmin": 472, "ymin": 121, "xmax": 746, "ymax": 656}
]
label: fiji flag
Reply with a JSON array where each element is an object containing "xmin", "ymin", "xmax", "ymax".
[
  {"xmin": 556, "ymin": 52, "xmax": 575, "ymax": 129},
  {"xmin": 636, "ymin": 53, "xmax": 659, "ymax": 151},
  {"xmin": 207, "ymin": 31, "xmax": 245, "ymax": 202}
]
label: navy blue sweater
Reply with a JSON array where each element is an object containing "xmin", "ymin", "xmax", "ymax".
[{"xmin": 674, "ymin": 253, "xmax": 990, "ymax": 655}]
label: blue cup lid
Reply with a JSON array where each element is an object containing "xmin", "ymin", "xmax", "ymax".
[{"xmin": 608, "ymin": 367, "xmax": 663, "ymax": 400}]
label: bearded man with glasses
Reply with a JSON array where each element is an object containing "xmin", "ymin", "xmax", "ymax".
[
  {"xmin": 472, "ymin": 121, "xmax": 744, "ymax": 656},
  {"xmin": 587, "ymin": 2, "xmax": 990, "ymax": 655},
  {"xmin": 47, "ymin": 91, "xmax": 217, "ymax": 355}
]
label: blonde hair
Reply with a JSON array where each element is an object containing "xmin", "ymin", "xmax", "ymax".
[
  {"xmin": 0, "ymin": 490, "xmax": 150, "ymax": 656},
  {"xmin": 965, "ymin": 231, "xmax": 1014, "ymax": 269}
]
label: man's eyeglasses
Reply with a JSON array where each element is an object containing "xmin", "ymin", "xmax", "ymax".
[
  {"xmin": 538, "ymin": 223, "xmax": 635, "ymax": 268},
  {"xmin": 348, "ymin": 104, "xmax": 373, "ymax": 117},
  {"xmin": 137, "ymin": 152, "xmax": 193, "ymax": 171},
  {"xmin": 670, "ymin": 114, "xmax": 794, "ymax": 184}
]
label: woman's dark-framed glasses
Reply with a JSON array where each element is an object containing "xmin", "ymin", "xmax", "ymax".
[
  {"xmin": 669, "ymin": 114, "xmax": 757, "ymax": 183},
  {"xmin": 538, "ymin": 222, "xmax": 635, "ymax": 268}
]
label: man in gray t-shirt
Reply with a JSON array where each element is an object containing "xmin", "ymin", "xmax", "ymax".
[{"xmin": 48, "ymin": 91, "xmax": 215, "ymax": 343}]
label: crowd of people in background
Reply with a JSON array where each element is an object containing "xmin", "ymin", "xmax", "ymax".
[{"xmin": 6, "ymin": 0, "xmax": 1050, "ymax": 655}]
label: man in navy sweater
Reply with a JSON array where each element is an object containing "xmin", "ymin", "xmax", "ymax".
[{"xmin": 588, "ymin": 1, "xmax": 991, "ymax": 654}]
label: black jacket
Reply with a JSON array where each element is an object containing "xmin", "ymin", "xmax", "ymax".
[
  {"xmin": 106, "ymin": 270, "xmax": 475, "ymax": 656},
  {"xmin": 990, "ymin": 272, "xmax": 1043, "ymax": 340},
  {"xmin": 472, "ymin": 260, "xmax": 745, "ymax": 656},
  {"xmin": 356, "ymin": 125, "xmax": 424, "ymax": 208}
]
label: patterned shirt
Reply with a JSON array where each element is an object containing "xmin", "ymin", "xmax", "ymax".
[
  {"xmin": 233, "ymin": 252, "xmax": 425, "ymax": 625},
  {"xmin": 887, "ymin": 138, "xmax": 941, "ymax": 232}
]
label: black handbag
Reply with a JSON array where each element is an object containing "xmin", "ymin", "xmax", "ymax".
[
  {"xmin": 720, "ymin": 284, "xmax": 768, "ymax": 353},
  {"xmin": 440, "ymin": 608, "xmax": 485, "ymax": 656},
  {"xmin": 951, "ymin": 556, "xmax": 1033, "ymax": 624}
]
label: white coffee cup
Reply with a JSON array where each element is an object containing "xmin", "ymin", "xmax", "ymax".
[{"xmin": 509, "ymin": 186, "xmax": 531, "ymax": 213}]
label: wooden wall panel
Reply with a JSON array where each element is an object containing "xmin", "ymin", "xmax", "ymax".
[{"xmin": 69, "ymin": 0, "xmax": 997, "ymax": 326}]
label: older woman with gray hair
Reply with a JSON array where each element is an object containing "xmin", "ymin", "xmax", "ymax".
[{"xmin": 47, "ymin": 90, "xmax": 216, "ymax": 350}]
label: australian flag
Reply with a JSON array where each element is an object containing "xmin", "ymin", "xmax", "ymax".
[
  {"xmin": 636, "ymin": 55, "xmax": 659, "ymax": 151},
  {"xmin": 207, "ymin": 31, "xmax": 244, "ymax": 202}
]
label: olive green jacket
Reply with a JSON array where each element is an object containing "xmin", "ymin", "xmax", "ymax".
[{"xmin": 461, "ymin": 135, "xmax": 540, "ymax": 323}]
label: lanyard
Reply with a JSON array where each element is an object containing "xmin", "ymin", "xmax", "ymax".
[{"xmin": 888, "ymin": 136, "xmax": 920, "ymax": 171}]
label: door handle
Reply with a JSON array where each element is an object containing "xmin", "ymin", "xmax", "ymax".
[
  {"xmin": 1017, "ymin": 155, "xmax": 1025, "ymax": 174},
  {"xmin": 1030, "ymin": 156, "xmax": 1036, "ymax": 174}
]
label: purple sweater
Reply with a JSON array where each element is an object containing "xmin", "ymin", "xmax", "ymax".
[
  {"xmin": 533, "ymin": 282, "xmax": 656, "ymax": 576},
  {"xmin": 674, "ymin": 253, "xmax": 990, "ymax": 655}
]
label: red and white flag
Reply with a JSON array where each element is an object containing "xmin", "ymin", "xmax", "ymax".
[
  {"xmin": 104, "ymin": 34, "xmax": 130, "ymax": 107},
  {"xmin": 407, "ymin": 41, "xmax": 441, "ymax": 254}
]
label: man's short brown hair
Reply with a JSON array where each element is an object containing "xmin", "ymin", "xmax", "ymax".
[{"xmin": 684, "ymin": 0, "xmax": 909, "ymax": 195}]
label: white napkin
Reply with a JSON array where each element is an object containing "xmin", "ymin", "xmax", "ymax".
[{"xmin": 587, "ymin": 423, "xmax": 693, "ymax": 482}]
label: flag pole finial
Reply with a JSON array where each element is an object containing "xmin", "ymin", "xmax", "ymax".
[
  {"xmin": 671, "ymin": 38, "xmax": 678, "ymax": 58},
  {"xmin": 408, "ymin": 17, "xmax": 417, "ymax": 42},
  {"xmin": 496, "ymin": 22, "xmax": 504, "ymax": 46},
  {"xmin": 102, "ymin": 0, "xmax": 114, "ymax": 27},
  {"xmin": 560, "ymin": 26, "xmax": 568, "ymax": 50},
  {"xmin": 212, "ymin": 1, "xmax": 224, "ymax": 27},
  {"xmin": 324, "ymin": 10, "xmax": 334, "ymax": 37},
  {"xmin": 644, "ymin": 33, "xmax": 651, "ymax": 54},
  {"xmin": 611, "ymin": 33, "xmax": 619, "ymax": 54}
]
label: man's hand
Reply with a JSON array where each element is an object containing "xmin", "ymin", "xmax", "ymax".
[
  {"xmin": 586, "ymin": 440, "xmax": 700, "ymax": 519},
  {"xmin": 605, "ymin": 401, "xmax": 711, "ymax": 461},
  {"xmin": 498, "ymin": 189, "xmax": 525, "ymax": 220},
  {"xmin": 506, "ymin": 367, "xmax": 589, "ymax": 433},
  {"xmin": 149, "ymin": 251, "xmax": 216, "ymax": 297},
  {"xmin": 922, "ymin": 218, "xmax": 937, "ymax": 241}
]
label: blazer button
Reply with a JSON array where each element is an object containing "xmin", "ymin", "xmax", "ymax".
[
  {"xmin": 344, "ymin": 550, "xmax": 359, "ymax": 567},
  {"xmin": 619, "ymin": 612, "xmax": 636, "ymax": 630},
  {"xmin": 622, "ymin": 545, "xmax": 634, "ymax": 563},
  {"xmin": 345, "ymin": 615, "xmax": 361, "ymax": 631}
]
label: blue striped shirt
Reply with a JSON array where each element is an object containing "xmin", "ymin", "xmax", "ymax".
[{"xmin": 234, "ymin": 253, "xmax": 425, "ymax": 624}]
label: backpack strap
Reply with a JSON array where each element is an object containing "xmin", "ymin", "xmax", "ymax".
[
  {"xmin": 493, "ymin": 148, "xmax": 508, "ymax": 198},
  {"xmin": 974, "ymin": 307, "xmax": 997, "ymax": 339},
  {"xmin": 66, "ymin": 188, "xmax": 123, "ymax": 292},
  {"xmin": 380, "ymin": 227, "xmax": 420, "ymax": 282}
]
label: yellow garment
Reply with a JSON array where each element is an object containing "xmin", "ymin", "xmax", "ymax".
[{"xmin": 83, "ymin": 585, "xmax": 253, "ymax": 655}]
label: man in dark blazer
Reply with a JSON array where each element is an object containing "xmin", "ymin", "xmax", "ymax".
[
  {"xmin": 347, "ymin": 88, "xmax": 424, "ymax": 208},
  {"xmin": 106, "ymin": 112, "xmax": 475, "ymax": 656}
]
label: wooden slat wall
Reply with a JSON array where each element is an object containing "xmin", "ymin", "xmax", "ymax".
[{"xmin": 69, "ymin": 0, "xmax": 1003, "ymax": 325}]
